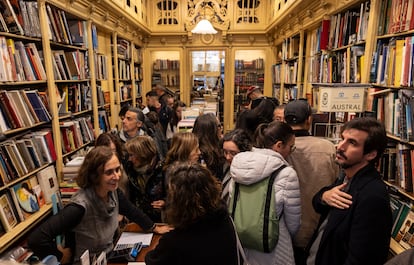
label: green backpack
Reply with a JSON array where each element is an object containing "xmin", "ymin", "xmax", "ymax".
[{"xmin": 229, "ymin": 165, "xmax": 286, "ymax": 253}]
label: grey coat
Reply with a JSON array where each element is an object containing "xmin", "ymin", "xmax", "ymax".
[{"xmin": 230, "ymin": 148, "xmax": 301, "ymax": 265}]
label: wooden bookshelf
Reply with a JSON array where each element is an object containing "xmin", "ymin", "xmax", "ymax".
[{"xmin": 0, "ymin": 204, "xmax": 52, "ymax": 253}]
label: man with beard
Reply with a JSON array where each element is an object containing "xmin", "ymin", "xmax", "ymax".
[{"xmin": 306, "ymin": 117, "xmax": 392, "ymax": 265}]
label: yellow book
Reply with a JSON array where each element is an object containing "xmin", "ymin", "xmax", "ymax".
[{"xmin": 394, "ymin": 39, "xmax": 405, "ymax": 87}]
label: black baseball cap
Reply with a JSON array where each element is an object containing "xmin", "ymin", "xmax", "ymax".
[{"xmin": 284, "ymin": 99, "xmax": 312, "ymax": 125}]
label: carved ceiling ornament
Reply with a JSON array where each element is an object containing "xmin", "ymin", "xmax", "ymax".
[{"xmin": 185, "ymin": 0, "xmax": 230, "ymax": 35}]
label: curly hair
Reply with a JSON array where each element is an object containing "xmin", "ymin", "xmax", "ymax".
[
  {"xmin": 77, "ymin": 146, "xmax": 117, "ymax": 188},
  {"xmin": 221, "ymin": 128, "xmax": 252, "ymax": 152},
  {"xmin": 164, "ymin": 132, "xmax": 199, "ymax": 170},
  {"xmin": 165, "ymin": 162, "xmax": 222, "ymax": 229}
]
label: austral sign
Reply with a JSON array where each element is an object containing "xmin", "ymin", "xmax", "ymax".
[{"xmin": 318, "ymin": 86, "xmax": 367, "ymax": 112}]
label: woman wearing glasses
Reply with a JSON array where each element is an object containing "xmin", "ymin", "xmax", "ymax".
[
  {"xmin": 220, "ymin": 129, "xmax": 252, "ymax": 204},
  {"xmin": 229, "ymin": 121, "xmax": 301, "ymax": 265}
]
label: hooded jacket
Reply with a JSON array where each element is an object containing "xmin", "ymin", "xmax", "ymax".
[{"xmin": 230, "ymin": 147, "xmax": 301, "ymax": 265}]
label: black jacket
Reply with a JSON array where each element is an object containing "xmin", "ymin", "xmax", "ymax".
[
  {"xmin": 145, "ymin": 206, "xmax": 239, "ymax": 265},
  {"xmin": 311, "ymin": 164, "xmax": 392, "ymax": 265}
]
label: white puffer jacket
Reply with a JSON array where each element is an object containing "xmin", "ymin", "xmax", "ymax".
[{"xmin": 230, "ymin": 147, "xmax": 301, "ymax": 265}]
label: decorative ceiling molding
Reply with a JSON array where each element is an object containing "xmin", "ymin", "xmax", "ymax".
[{"xmin": 185, "ymin": 0, "xmax": 230, "ymax": 37}]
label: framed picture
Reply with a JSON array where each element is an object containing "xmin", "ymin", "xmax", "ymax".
[{"xmin": 0, "ymin": 193, "xmax": 18, "ymax": 231}]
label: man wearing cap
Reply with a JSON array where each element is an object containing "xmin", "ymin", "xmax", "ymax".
[
  {"xmin": 118, "ymin": 107, "xmax": 147, "ymax": 143},
  {"xmin": 284, "ymin": 99, "xmax": 339, "ymax": 265},
  {"xmin": 246, "ymin": 85, "xmax": 279, "ymax": 109}
]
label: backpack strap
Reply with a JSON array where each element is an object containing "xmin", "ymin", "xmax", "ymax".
[
  {"xmin": 231, "ymin": 181, "xmax": 239, "ymax": 219},
  {"xmin": 263, "ymin": 165, "xmax": 286, "ymax": 252}
]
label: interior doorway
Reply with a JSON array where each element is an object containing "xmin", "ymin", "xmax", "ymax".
[{"xmin": 190, "ymin": 50, "xmax": 225, "ymax": 122}]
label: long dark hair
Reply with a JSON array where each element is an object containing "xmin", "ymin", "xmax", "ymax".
[
  {"xmin": 165, "ymin": 162, "xmax": 222, "ymax": 229},
  {"xmin": 192, "ymin": 113, "xmax": 224, "ymax": 178}
]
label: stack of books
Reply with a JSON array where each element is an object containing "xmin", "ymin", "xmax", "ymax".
[{"xmin": 62, "ymin": 156, "xmax": 84, "ymax": 183}]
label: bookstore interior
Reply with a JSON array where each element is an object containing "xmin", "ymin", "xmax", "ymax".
[{"xmin": 0, "ymin": 0, "xmax": 414, "ymax": 262}]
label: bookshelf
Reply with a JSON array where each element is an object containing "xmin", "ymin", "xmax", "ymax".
[
  {"xmin": 272, "ymin": 31, "xmax": 306, "ymax": 103},
  {"xmin": 233, "ymin": 50, "xmax": 265, "ymax": 121},
  {"xmin": 0, "ymin": 0, "xmax": 59, "ymax": 252},
  {"xmin": 151, "ymin": 51, "xmax": 180, "ymax": 94},
  {"xmin": 368, "ymin": 0, "xmax": 414, "ymax": 255}
]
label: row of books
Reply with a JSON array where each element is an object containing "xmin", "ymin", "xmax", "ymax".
[
  {"xmin": 279, "ymin": 36, "xmax": 300, "ymax": 60},
  {"xmin": 117, "ymin": 38, "xmax": 131, "ymax": 60},
  {"xmin": 390, "ymin": 194, "xmax": 414, "ymax": 250},
  {"xmin": 370, "ymin": 37, "xmax": 414, "ymax": 87},
  {"xmin": 0, "ymin": 37, "xmax": 46, "ymax": 82},
  {"xmin": 0, "ymin": 129, "xmax": 57, "ymax": 185},
  {"xmin": 372, "ymin": 89, "xmax": 414, "ymax": 141},
  {"xmin": 234, "ymin": 72, "xmax": 265, "ymax": 86},
  {"xmin": 45, "ymin": 4, "xmax": 86, "ymax": 46},
  {"xmin": 62, "ymin": 156, "xmax": 83, "ymax": 180},
  {"xmin": 95, "ymin": 53, "xmax": 108, "ymax": 80},
  {"xmin": 380, "ymin": 143, "xmax": 414, "ymax": 192},
  {"xmin": 377, "ymin": 0, "xmax": 414, "ymax": 35},
  {"xmin": 283, "ymin": 61, "xmax": 298, "ymax": 84},
  {"xmin": 97, "ymin": 86, "xmax": 110, "ymax": 108},
  {"xmin": 153, "ymin": 59, "xmax": 180, "ymax": 70},
  {"xmin": 52, "ymin": 49, "xmax": 88, "ymax": 81},
  {"xmin": 156, "ymin": 73, "xmax": 179, "ymax": 87},
  {"xmin": 326, "ymin": 1, "xmax": 370, "ymax": 49},
  {"xmin": 235, "ymin": 58, "xmax": 264, "ymax": 70},
  {"xmin": 120, "ymin": 84, "xmax": 132, "ymax": 102},
  {"xmin": 0, "ymin": 0, "xmax": 41, "ymax": 37},
  {"xmin": 119, "ymin": 59, "xmax": 131, "ymax": 80},
  {"xmin": 58, "ymin": 83, "xmax": 92, "ymax": 114},
  {"xmin": 272, "ymin": 64, "xmax": 281, "ymax": 84},
  {"xmin": 60, "ymin": 117, "xmax": 95, "ymax": 155},
  {"xmin": 98, "ymin": 109, "xmax": 111, "ymax": 133},
  {"xmin": 0, "ymin": 165, "xmax": 59, "ymax": 233},
  {"xmin": 0, "ymin": 89, "xmax": 51, "ymax": 133}
]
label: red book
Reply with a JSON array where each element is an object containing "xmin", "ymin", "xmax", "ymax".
[
  {"xmin": 24, "ymin": 46, "xmax": 41, "ymax": 80},
  {"xmin": 43, "ymin": 130, "xmax": 57, "ymax": 161},
  {"xmin": 320, "ymin": 19, "xmax": 330, "ymax": 50},
  {"xmin": 35, "ymin": 130, "xmax": 57, "ymax": 162},
  {"xmin": 0, "ymin": 90, "xmax": 22, "ymax": 129}
]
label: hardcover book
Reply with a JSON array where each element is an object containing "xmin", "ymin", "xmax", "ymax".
[
  {"xmin": 12, "ymin": 179, "xmax": 40, "ymax": 219},
  {"xmin": 37, "ymin": 165, "xmax": 59, "ymax": 204},
  {"xmin": 0, "ymin": 193, "xmax": 18, "ymax": 231}
]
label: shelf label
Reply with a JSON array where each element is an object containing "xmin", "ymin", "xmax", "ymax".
[{"xmin": 319, "ymin": 87, "xmax": 366, "ymax": 112}]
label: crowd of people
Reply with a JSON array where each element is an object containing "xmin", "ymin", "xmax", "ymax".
[{"xmin": 27, "ymin": 85, "xmax": 394, "ymax": 265}]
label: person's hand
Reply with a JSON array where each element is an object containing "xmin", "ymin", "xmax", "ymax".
[
  {"xmin": 153, "ymin": 224, "xmax": 174, "ymax": 234},
  {"xmin": 57, "ymin": 244, "xmax": 72, "ymax": 265},
  {"xmin": 151, "ymin": 200, "xmax": 165, "ymax": 209},
  {"xmin": 322, "ymin": 183, "xmax": 352, "ymax": 209}
]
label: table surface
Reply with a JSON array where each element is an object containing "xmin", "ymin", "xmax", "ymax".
[{"xmin": 110, "ymin": 223, "xmax": 161, "ymax": 264}]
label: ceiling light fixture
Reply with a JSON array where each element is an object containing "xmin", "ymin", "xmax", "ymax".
[{"xmin": 191, "ymin": 19, "xmax": 217, "ymax": 34}]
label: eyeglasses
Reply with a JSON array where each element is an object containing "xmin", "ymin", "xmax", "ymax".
[
  {"xmin": 223, "ymin": 149, "xmax": 239, "ymax": 157},
  {"xmin": 290, "ymin": 145, "xmax": 296, "ymax": 152}
]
